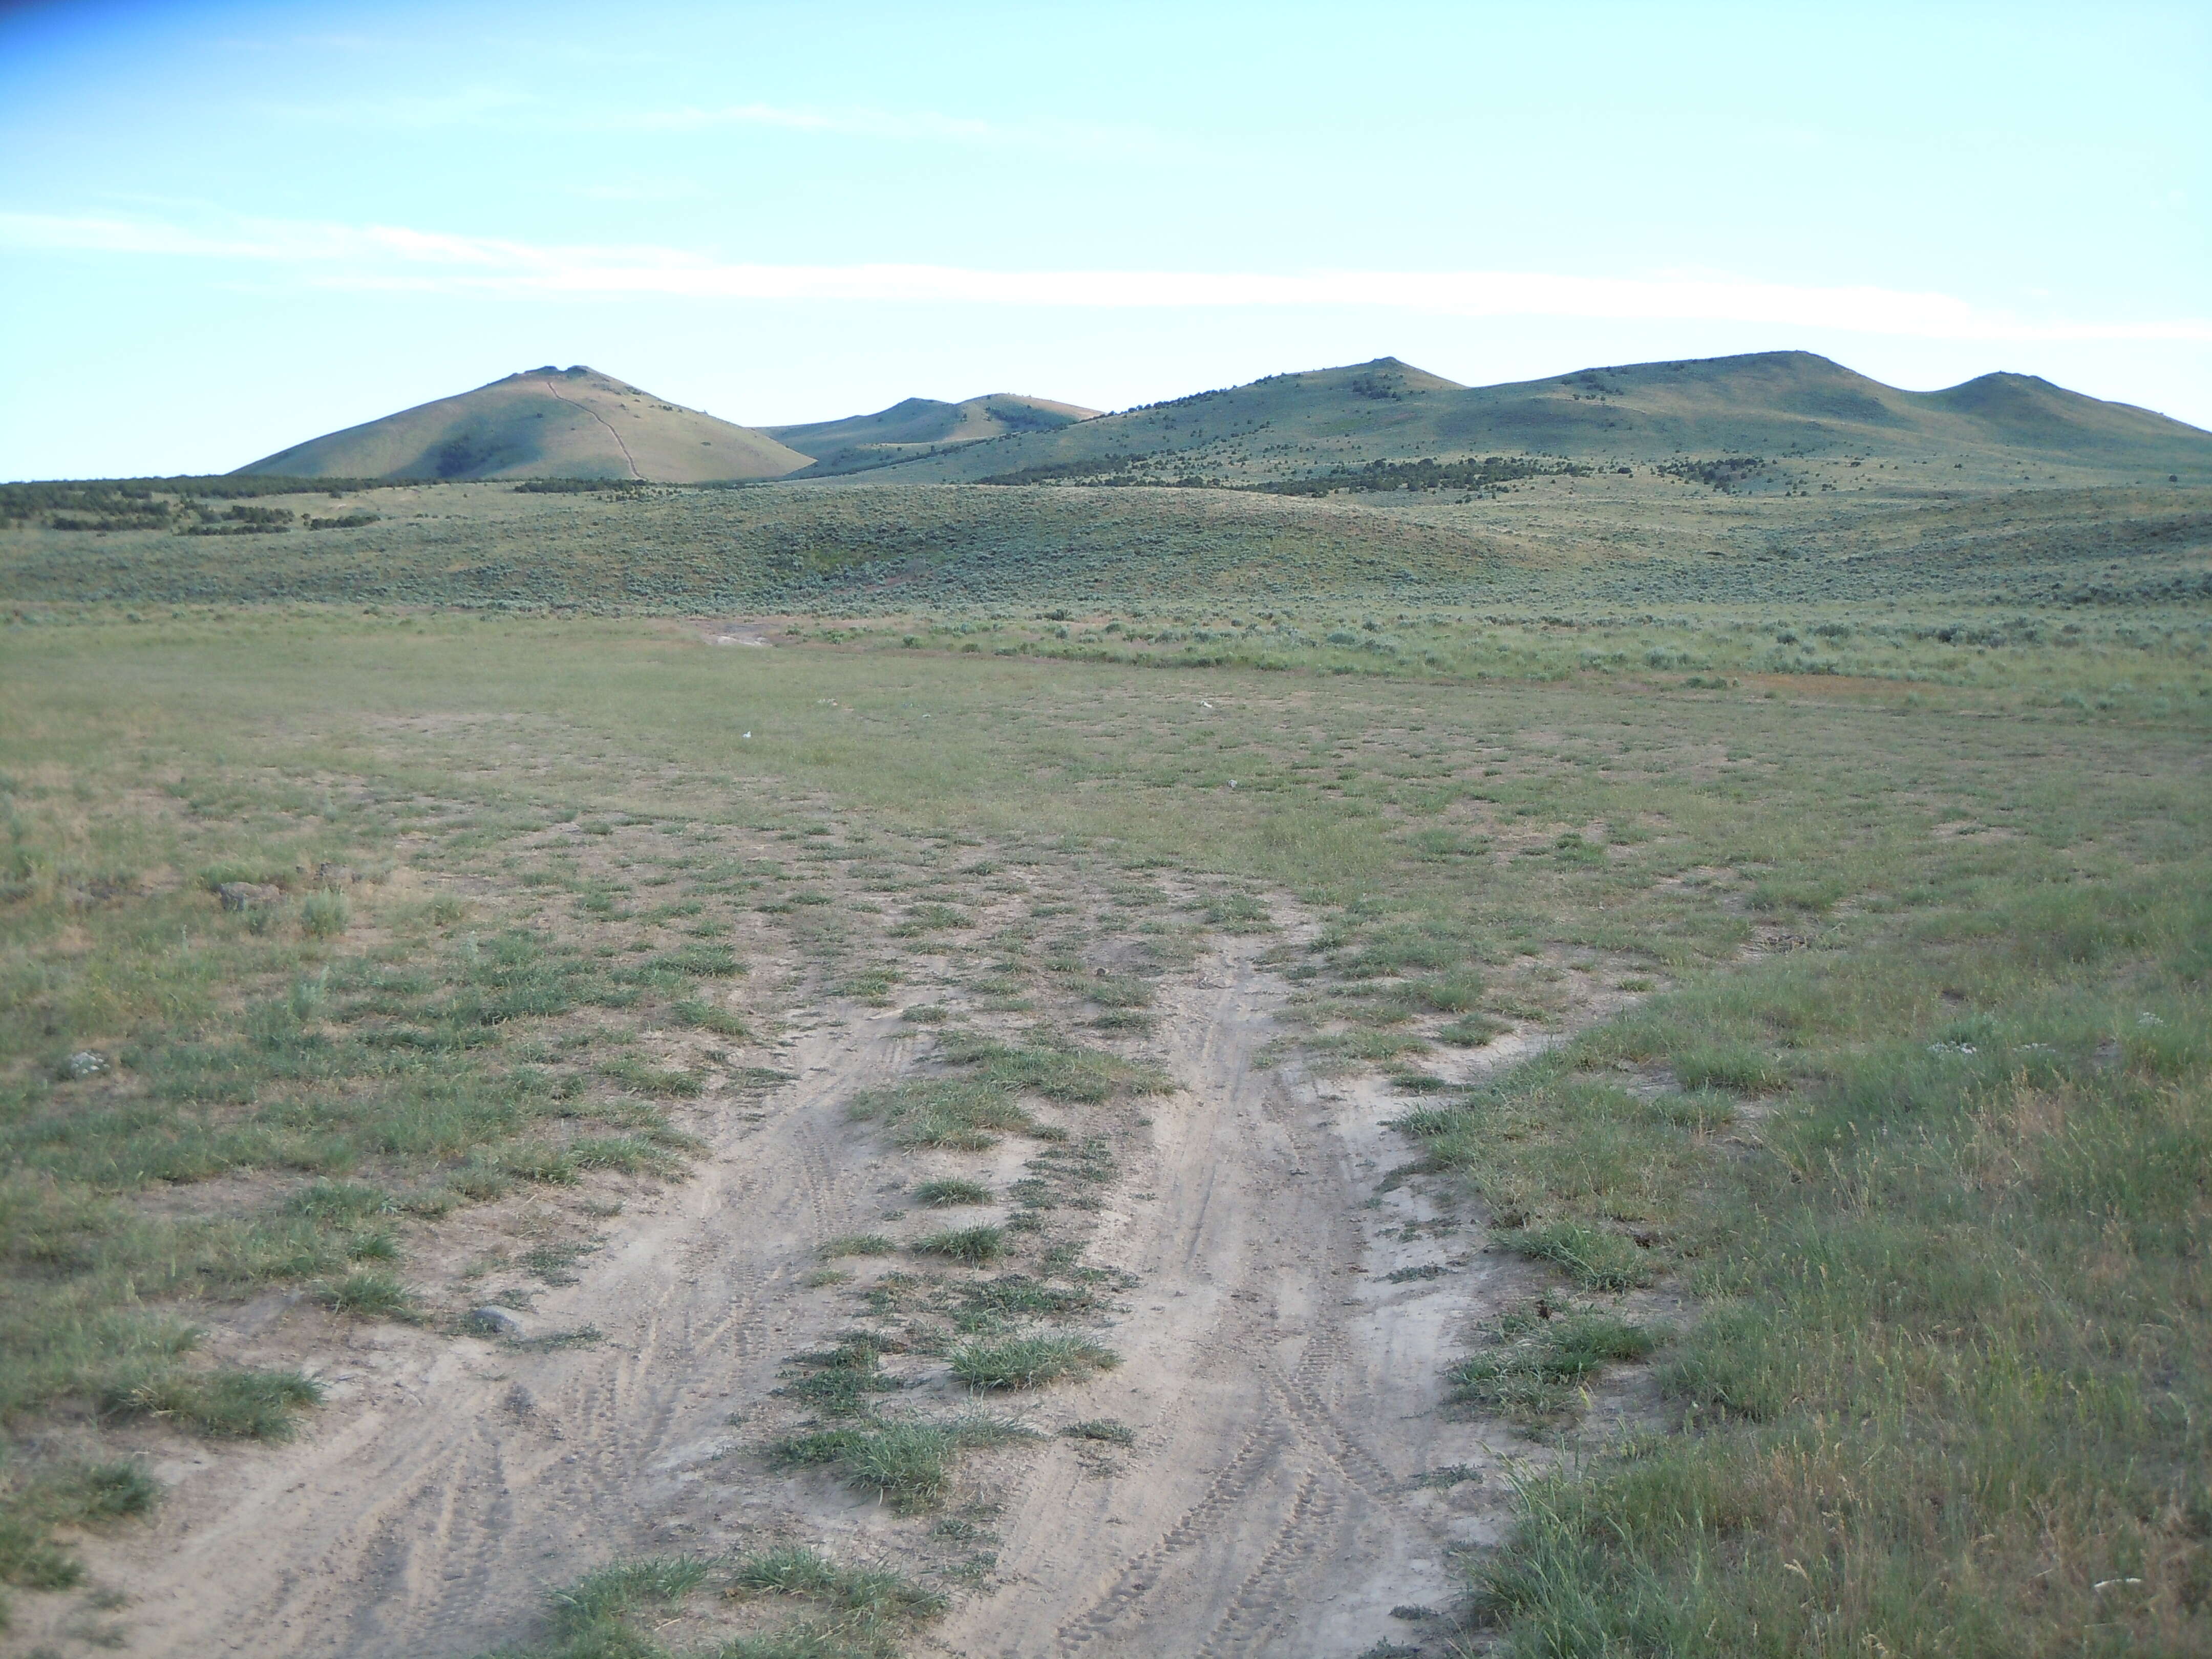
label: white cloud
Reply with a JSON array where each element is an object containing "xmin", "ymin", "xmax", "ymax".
[{"xmin": 5, "ymin": 209, "xmax": 2208, "ymax": 345}]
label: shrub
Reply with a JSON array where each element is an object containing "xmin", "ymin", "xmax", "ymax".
[{"xmin": 301, "ymin": 890, "xmax": 351, "ymax": 937}]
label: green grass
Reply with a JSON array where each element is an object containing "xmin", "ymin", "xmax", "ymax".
[
  {"xmin": 950, "ymin": 1333, "xmax": 1120, "ymax": 1390},
  {"xmin": 727, "ymin": 1544, "xmax": 946, "ymax": 1617},
  {"xmin": 849, "ymin": 1078, "xmax": 1036, "ymax": 1149},
  {"xmin": 911, "ymin": 1178, "xmax": 991, "ymax": 1207},
  {"xmin": 1397, "ymin": 1071, "xmax": 1727, "ymax": 1248},
  {"xmin": 1059, "ymin": 1418, "xmax": 1136, "ymax": 1446},
  {"xmin": 0, "ymin": 1457, "xmax": 159, "ymax": 1622},
  {"xmin": 301, "ymin": 889, "xmax": 350, "ymax": 938},
  {"xmin": 782, "ymin": 1337, "xmax": 902, "ymax": 1416},
  {"xmin": 3, "ymin": 553, "xmax": 2208, "ymax": 1652},
  {"xmin": 1448, "ymin": 1307, "xmax": 1657, "ymax": 1425},
  {"xmin": 313, "ymin": 1269, "xmax": 419, "ymax": 1320},
  {"xmin": 912, "ymin": 1225, "xmax": 1006, "ymax": 1266},
  {"xmin": 98, "ymin": 1366, "xmax": 323, "ymax": 1439},
  {"xmin": 479, "ymin": 1545, "xmax": 948, "ymax": 1659},
  {"xmin": 850, "ymin": 1035, "xmax": 1162, "ymax": 1152},
  {"xmin": 1449, "ymin": 880, "xmax": 2212, "ymax": 1654},
  {"xmin": 772, "ymin": 1416, "xmax": 1028, "ymax": 1513}
]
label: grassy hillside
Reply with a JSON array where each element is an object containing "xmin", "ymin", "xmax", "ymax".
[
  {"xmin": 5, "ymin": 466, "xmax": 2204, "ymax": 623},
  {"xmin": 0, "ymin": 477, "xmax": 1514, "ymax": 611},
  {"xmin": 767, "ymin": 393, "xmax": 1098, "ymax": 476},
  {"xmin": 4, "ymin": 476, "xmax": 2206, "ymax": 748},
  {"xmin": 869, "ymin": 352, "xmax": 2212, "ymax": 491},
  {"xmin": 235, "ymin": 366, "xmax": 808, "ymax": 484}
]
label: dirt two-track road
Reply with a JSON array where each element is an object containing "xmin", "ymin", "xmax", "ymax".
[{"xmin": 32, "ymin": 933, "xmax": 1563, "ymax": 1658}]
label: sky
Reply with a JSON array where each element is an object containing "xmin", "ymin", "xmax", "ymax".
[{"xmin": 1, "ymin": 0, "xmax": 2206, "ymax": 479}]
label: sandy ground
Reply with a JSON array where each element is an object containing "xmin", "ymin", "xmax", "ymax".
[
  {"xmin": 927, "ymin": 934, "xmax": 1542, "ymax": 1659},
  {"xmin": 19, "ymin": 928, "xmax": 1580, "ymax": 1659}
]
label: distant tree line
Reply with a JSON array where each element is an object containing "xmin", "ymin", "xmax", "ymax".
[
  {"xmin": 978, "ymin": 454, "xmax": 1162, "ymax": 487},
  {"xmin": 1653, "ymin": 456, "xmax": 1766, "ymax": 493},
  {"xmin": 1, "ymin": 475, "xmax": 408, "ymax": 530},
  {"xmin": 182, "ymin": 505, "xmax": 296, "ymax": 536},
  {"xmin": 1257, "ymin": 456, "xmax": 1585, "ymax": 497}
]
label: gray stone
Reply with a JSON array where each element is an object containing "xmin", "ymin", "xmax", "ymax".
[
  {"xmin": 467, "ymin": 1306, "xmax": 526, "ymax": 1339},
  {"xmin": 217, "ymin": 881, "xmax": 283, "ymax": 911},
  {"xmin": 66, "ymin": 1050, "xmax": 108, "ymax": 1079}
]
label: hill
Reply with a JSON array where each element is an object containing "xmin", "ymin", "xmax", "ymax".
[
  {"xmin": 235, "ymin": 366, "xmax": 809, "ymax": 483},
  {"xmin": 863, "ymin": 351, "xmax": 2212, "ymax": 490},
  {"xmin": 765, "ymin": 393, "xmax": 1099, "ymax": 475}
]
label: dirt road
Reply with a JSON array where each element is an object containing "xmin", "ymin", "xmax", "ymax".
[{"xmin": 30, "ymin": 933, "xmax": 1534, "ymax": 1658}]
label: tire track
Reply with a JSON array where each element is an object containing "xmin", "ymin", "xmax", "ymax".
[
  {"xmin": 945, "ymin": 925, "xmax": 1511, "ymax": 1657},
  {"xmin": 1055, "ymin": 1420, "xmax": 1293, "ymax": 1647},
  {"xmin": 59, "ymin": 1013, "xmax": 920, "ymax": 1657}
]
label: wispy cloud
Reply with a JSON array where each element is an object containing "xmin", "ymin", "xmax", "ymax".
[
  {"xmin": 259, "ymin": 86, "xmax": 538, "ymax": 128},
  {"xmin": 246, "ymin": 86, "xmax": 1142, "ymax": 152},
  {"xmin": 625, "ymin": 101, "xmax": 996, "ymax": 141},
  {"xmin": 7, "ymin": 209, "xmax": 2208, "ymax": 345}
]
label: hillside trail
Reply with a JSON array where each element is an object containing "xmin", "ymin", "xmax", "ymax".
[
  {"xmin": 539, "ymin": 376, "xmax": 642, "ymax": 480},
  {"xmin": 25, "ymin": 926, "xmax": 1548, "ymax": 1659}
]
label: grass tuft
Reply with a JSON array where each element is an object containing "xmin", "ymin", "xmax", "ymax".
[
  {"xmin": 99, "ymin": 1366, "xmax": 323, "ymax": 1440},
  {"xmin": 912, "ymin": 1178, "xmax": 992, "ymax": 1207},
  {"xmin": 951, "ymin": 1332, "xmax": 1121, "ymax": 1390},
  {"xmin": 912, "ymin": 1225, "xmax": 1007, "ymax": 1266},
  {"xmin": 773, "ymin": 1416, "xmax": 1029, "ymax": 1512},
  {"xmin": 314, "ymin": 1269, "xmax": 419, "ymax": 1320},
  {"xmin": 1450, "ymin": 1308, "xmax": 1657, "ymax": 1423},
  {"xmin": 1498, "ymin": 1220, "xmax": 1653, "ymax": 1291},
  {"xmin": 1060, "ymin": 1418, "xmax": 1137, "ymax": 1445}
]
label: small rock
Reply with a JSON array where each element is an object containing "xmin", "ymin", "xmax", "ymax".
[
  {"xmin": 217, "ymin": 881, "xmax": 282, "ymax": 911},
  {"xmin": 467, "ymin": 1306, "xmax": 526, "ymax": 1339},
  {"xmin": 66, "ymin": 1050, "xmax": 108, "ymax": 1079}
]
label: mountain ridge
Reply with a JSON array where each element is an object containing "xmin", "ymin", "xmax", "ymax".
[
  {"xmin": 765, "ymin": 393, "xmax": 1099, "ymax": 475},
  {"xmin": 234, "ymin": 366, "xmax": 808, "ymax": 483},
  {"xmin": 858, "ymin": 350, "xmax": 2212, "ymax": 488},
  {"xmin": 230, "ymin": 352, "xmax": 2212, "ymax": 490}
]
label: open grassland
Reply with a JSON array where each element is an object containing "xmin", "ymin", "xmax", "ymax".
[
  {"xmin": 5, "ymin": 477, "xmax": 2203, "ymax": 743},
  {"xmin": 0, "ymin": 594, "xmax": 2207, "ymax": 1654}
]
